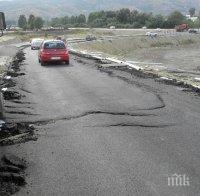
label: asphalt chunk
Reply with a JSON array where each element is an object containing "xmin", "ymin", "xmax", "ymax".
[{"xmin": 2, "ymin": 154, "xmax": 27, "ymax": 170}]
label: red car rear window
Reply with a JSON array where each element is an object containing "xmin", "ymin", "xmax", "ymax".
[{"xmin": 44, "ymin": 42, "xmax": 66, "ymax": 49}]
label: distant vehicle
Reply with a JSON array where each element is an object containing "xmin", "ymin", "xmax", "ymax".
[
  {"xmin": 110, "ymin": 26, "xmax": 116, "ymax": 29},
  {"xmin": 142, "ymin": 26, "xmax": 147, "ymax": 29},
  {"xmin": 175, "ymin": 23, "xmax": 189, "ymax": 32},
  {"xmin": 188, "ymin": 29, "xmax": 198, "ymax": 34},
  {"xmin": 31, "ymin": 38, "xmax": 44, "ymax": 50},
  {"xmin": 6, "ymin": 26, "xmax": 22, "ymax": 31},
  {"xmin": 86, "ymin": 35, "xmax": 97, "ymax": 41},
  {"xmin": 38, "ymin": 40, "xmax": 69, "ymax": 66},
  {"xmin": 146, "ymin": 32, "xmax": 158, "ymax": 37},
  {"xmin": 156, "ymin": 28, "xmax": 161, "ymax": 32}
]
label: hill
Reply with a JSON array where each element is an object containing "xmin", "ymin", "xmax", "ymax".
[{"xmin": 1, "ymin": 0, "xmax": 200, "ymax": 20}]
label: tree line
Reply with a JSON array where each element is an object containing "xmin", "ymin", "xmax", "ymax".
[
  {"xmin": 87, "ymin": 8, "xmax": 200, "ymax": 28},
  {"xmin": 50, "ymin": 14, "xmax": 87, "ymax": 28},
  {"xmin": 18, "ymin": 15, "xmax": 44, "ymax": 30},
  {"xmin": 17, "ymin": 7, "xmax": 200, "ymax": 30}
]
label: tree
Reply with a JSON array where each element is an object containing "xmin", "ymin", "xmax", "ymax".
[
  {"xmin": 77, "ymin": 14, "xmax": 86, "ymax": 24},
  {"xmin": 28, "ymin": 14, "xmax": 35, "ymax": 30},
  {"xmin": 130, "ymin": 10, "xmax": 139, "ymax": 24},
  {"xmin": 148, "ymin": 14, "xmax": 165, "ymax": 28},
  {"xmin": 61, "ymin": 16, "xmax": 70, "ymax": 26},
  {"xmin": 117, "ymin": 8, "xmax": 131, "ymax": 24},
  {"xmin": 51, "ymin": 17, "xmax": 61, "ymax": 27},
  {"xmin": 18, "ymin": 15, "xmax": 27, "ymax": 30},
  {"xmin": 189, "ymin": 8, "xmax": 195, "ymax": 17},
  {"xmin": 105, "ymin": 11, "xmax": 116, "ymax": 19},
  {"xmin": 194, "ymin": 18, "xmax": 200, "ymax": 28},
  {"xmin": 88, "ymin": 12, "xmax": 98, "ymax": 23},
  {"xmin": 167, "ymin": 11, "xmax": 185, "ymax": 28},
  {"xmin": 34, "ymin": 17, "xmax": 44, "ymax": 29},
  {"xmin": 70, "ymin": 16, "xmax": 76, "ymax": 24}
]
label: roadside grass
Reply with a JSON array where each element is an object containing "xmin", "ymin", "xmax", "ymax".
[
  {"xmin": 150, "ymin": 41, "xmax": 173, "ymax": 47},
  {"xmin": 73, "ymin": 34, "xmax": 200, "ymax": 55},
  {"xmin": 179, "ymin": 39, "xmax": 195, "ymax": 45},
  {"xmin": 0, "ymin": 35, "xmax": 16, "ymax": 44}
]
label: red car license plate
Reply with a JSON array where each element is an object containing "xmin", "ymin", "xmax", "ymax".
[{"xmin": 51, "ymin": 57, "xmax": 61, "ymax": 60}]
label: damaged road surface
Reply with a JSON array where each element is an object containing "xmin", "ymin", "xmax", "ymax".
[{"xmin": 2, "ymin": 47, "xmax": 200, "ymax": 196}]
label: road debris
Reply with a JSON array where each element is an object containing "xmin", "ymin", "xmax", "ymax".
[
  {"xmin": 0, "ymin": 154, "xmax": 26, "ymax": 195},
  {"xmin": 0, "ymin": 122, "xmax": 38, "ymax": 146},
  {"xmin": 1, "ymin": 88, "xmax": 8, "ymax": 92},
  {"xmin": 0, "ymin": 132, "xmax": 37, "ymax": 146},
  {"xmin": 0, "ymin": 48, "xmax": 33, "ymax": 196},
  {"xmin": 3, "ymin": 90, "xmax": 21, "ymax": 100},
  {"xmin": 194, "ymin": 77, "xmax": 200, "ymax": 82},
  {"xmin": 4, "ymin": 76, "xmax": 11, "ymax": 80},
  {"xmin": 2, "ymin": 154, "xmax": 26, "ymax": 170}
]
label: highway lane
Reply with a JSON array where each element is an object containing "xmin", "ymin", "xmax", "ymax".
[{"xmin": 2, "ymin": 47, "xmax": 200, "ymax": 196}]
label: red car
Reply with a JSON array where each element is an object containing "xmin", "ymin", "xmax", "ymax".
[{"xmin": 38, "ymin": 40, "xmax": 69, "ymax": 65}]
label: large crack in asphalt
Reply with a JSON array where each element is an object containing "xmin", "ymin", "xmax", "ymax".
[
  {"xmin": 5, "ymin": 111, "xmax": 38, "ymax": 116},
  {"xmin": 19, "ymin": 88, "xmax": 32, "ymax": 94},
  {"xmin": 96, "ymin": 65, "xmax": 166, "ymax": 111},
  {"xmin": 9, "ymin": 101, "xmax": 33, "ymax": 104},
  {"xmin": 17, "ymin": 110, "xmax": 170, "ymax": 129},
  {"xmin": 5, "ymin": 105, "xmax": 34, "ymax": 109},
  {"xmin": 88, "ymin": 123, "xmax": 171, "ymax": 128}
]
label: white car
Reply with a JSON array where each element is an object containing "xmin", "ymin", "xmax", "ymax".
[
  {"xmin": 31, "ymin": 38, "xmax": 44, "ymax": 50},
  {"xmin": 146, "ymin": 32, "xmax": 158, "ymax": 37},
  {"xmin": 110, "ymin": 26, "xmax": 116, "ymax": 29}
]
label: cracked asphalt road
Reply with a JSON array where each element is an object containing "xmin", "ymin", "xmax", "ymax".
[{"xmin": 1, "ymin": 47, "xmax": 200, "ymax": 195}]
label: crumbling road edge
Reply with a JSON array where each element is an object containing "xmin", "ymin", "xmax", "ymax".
[{"xmin": 69, "ymin": 48, "xmax": 200, "ymax": 93}]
